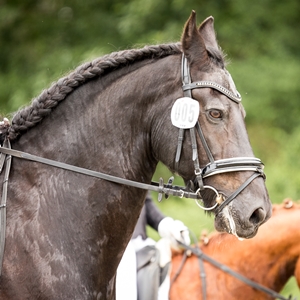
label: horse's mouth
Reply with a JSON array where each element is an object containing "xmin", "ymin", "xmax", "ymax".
[
  {"xmin": 214, "ymin": 206, "xmax": 259, "ymax": 239},
  {"xmin": 186, "ymin": 178, "xmax": 269, "ymax": 239}
]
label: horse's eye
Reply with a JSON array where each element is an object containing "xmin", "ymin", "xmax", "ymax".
[{"xmin": 209, "ymin": 110, "xmax": 222, "ymax": 119}]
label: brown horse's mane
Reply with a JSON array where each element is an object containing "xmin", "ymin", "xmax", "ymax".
[
  {"xmin": 0, "ymin": 41, "xmax": 225, "ymax": 143},
  {"xmin": 271, "ymin": 198, "xmax": 300, "ymax": 214}
]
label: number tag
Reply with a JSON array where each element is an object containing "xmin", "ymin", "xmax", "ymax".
[{"xmin": 171, "ymin": 97, "xmax": 200, "ymax": 129}]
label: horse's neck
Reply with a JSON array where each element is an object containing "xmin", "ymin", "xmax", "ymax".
[
  {"xmin": 257, "ymin": 209, "xmax": 300, "ymax": 289},
  {"xmin": 206, "ymin": 209, "xmax": 300, "ymax": 292},
  {"xmin": 13, "ymin": 58, "xmax": 175, "ymax": 181},
  {"xmin": 170, "ymin": 214, "xmax": 300, "ymax": 300}
]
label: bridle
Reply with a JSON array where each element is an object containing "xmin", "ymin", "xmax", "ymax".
[
  {"xmin": 172, "ymin": 236, "xmax": 295, "ymax": 300},
  {"xmin": 0, "ymin": 53, "xmax": 266, "ymax": 274},
  {"xmin": 176, "ymin": 55, "xmax": 265, "ymax": 214}
]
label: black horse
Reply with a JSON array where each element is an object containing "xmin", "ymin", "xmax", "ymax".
[{"xmin": 0, "ymin": 11, "xmax": 271, "ymax": 299}]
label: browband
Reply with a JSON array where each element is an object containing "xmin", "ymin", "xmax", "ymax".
[{"xmin": 182, "ymin": 81, "xmax": 242, "ymax": 103}]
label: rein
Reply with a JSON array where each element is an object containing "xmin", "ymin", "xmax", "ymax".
[
  {"xmin": 0, "ymin": 143, "xmax": 203, "ymax": 276},
  {"xmin": 0, "ymin": 139, "xmax": 11, "ymax": 275},
  {"xmin": 174, "ymin": 239, "xmax": 296, "ymax": 300},
  {"xmin": 0, "ymin": 146, "xmax": 200, "ymax": 200}
]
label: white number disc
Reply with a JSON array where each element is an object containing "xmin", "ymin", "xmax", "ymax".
[{"xmin": 171, "ymin": 97, "xmax": 200, "ymax": 129}]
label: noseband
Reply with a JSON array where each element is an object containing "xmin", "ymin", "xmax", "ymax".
[{"xmin": 175, "ymin": 55, "xmax": 265, "ymax": 214}]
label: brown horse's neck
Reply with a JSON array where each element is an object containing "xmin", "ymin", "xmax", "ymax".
[
  {"xmin": 170, "ymin": 203, "xmax": 300, "ymax": 300},
  {"xmin": 206, "ymin": 205, "xmax": 300, "ymax": 294},
  {"xmin": 256, "ymin": 205, "xmax": 300, "ymax": 289}
]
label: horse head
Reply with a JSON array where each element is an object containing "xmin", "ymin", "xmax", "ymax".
[
  {"xmin": 155, "ymin": 11, "xmax": 271, "ymax": 239},
  {"xmin": 0, "ymin": 10, "xmax": 273, "ymax": 299}
]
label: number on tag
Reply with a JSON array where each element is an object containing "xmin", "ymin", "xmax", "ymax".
[{"xmin": 171, "ymin": 97, "xmax": 200, "ymax": 129}]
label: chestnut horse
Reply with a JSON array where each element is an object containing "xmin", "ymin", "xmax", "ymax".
[
  {"xmin": 0, "ymin": 11, "xmax": 271, "ymax": 299},
  {"xmin": 170, "ymin": 200, "xmax": 300, "ymax": 300}
]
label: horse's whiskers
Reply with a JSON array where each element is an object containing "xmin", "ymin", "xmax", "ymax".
[{"xmin": 221, "ymin": 205, "xmax": 238, "ymax": 238}]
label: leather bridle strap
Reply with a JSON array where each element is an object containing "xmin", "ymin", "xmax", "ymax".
[
  {"xmin": 0, "ymin": 139, "xmax": 11, "ymax": 275},
  {"xmin": 171, "ymin": 230, "xmax": 207, "ymax": 300},
  {"xmin": 0, "ymin": 146, "xmax": 201, "ymax": 200},
  {"xmin": 182, "ymin": 81, "xmax": 242, "ymax": 103},
  {"xmin": 175, "ymin": 56, "xmax": 191, "ymax": 173},
  {"xmin": 177, "ymin": 240, "xmax": 293, "ymax": 300},
  {"xmin": 189, "ymin": 127, "xmax": 204, "ymax": 190},
  {"xmin": 174, "ymin": 128, "xmax": 184, "ymax": 171},
  {"xmin": 214, "ymin": 172, "xmax": 262, "ymax": 216},
  {"xmin": 195, "ymin": 122, "xmax": 214, "ymax": 163},
  {"xmin": 175, "ymin": 55, "xmax": 207, "ymax": 190},
  {"xmin": 202, "ymin": 157, "xmax": 264, "ymax": 178},
  {"xmin": 177, "ymin": 54, "xmax": 266, "ymax": 213}
]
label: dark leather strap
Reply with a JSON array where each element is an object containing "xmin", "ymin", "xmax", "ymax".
[
  {"xmin": 0, "ymin": 139, "xmax": 11, "ymax": 275},
  {"xmin": 202, "ymin": 157, "xmax": 264, "ymax": 178},
  {"xmin": 195, "ymin": 122, "xmax": 214, "ymax": 163},
  {"xmin": 177, "ymin": 240, "xmax": 293, "ymax": 300},
  {"xmin": 215, "ymin": 172, "xmax": 262, "ymax": 215},
  {"xmin": 182, "ymin": 81, "xmax": 242, "ymax": 103},
  {"xmin": 0, "ymin": 147, "xmax": 201, "ymax": 200},
  {"xmin": 181, "ymin": 55, "xmax": 192, "ymax": 97},
  {"xmin": 189, "ymin": 127, "xmax": 204, "ymax": 191},
  {"xmin": 174, "ymin": 55, "xmax": 191, "ymax": 173},
  {"xmin": 175, "ymin": 128, "xmax": 184, "ymax": 171},
  {"xmin": 196, "ymin": 243, "xmax": 207, "ymax": 300}
]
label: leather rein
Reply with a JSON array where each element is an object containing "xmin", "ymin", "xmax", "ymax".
[
  {"xmin": 0, "ymin": 54, "xmax": 265, "ymax": 275},
  {"xmin": 172, "ymin": 238, "xmax": 295, "ymax": 300}
]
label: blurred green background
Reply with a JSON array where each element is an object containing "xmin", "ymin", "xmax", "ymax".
[{"xmin": 1, "ymin": 0, "xmax": 299, "ymax": 297}]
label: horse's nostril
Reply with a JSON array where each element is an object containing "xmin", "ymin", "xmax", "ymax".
[{"xmin": 249, "ymin": 207, "xmax": 266, "ymax": 225}]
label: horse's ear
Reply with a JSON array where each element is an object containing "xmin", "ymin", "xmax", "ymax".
[
  {"xmin": 181, "ymin": 11, "xmax": 209, "ymax": 67},
  {"xmin": 198, "ymin": 16, "xmax": 219, "ymax": 51}
]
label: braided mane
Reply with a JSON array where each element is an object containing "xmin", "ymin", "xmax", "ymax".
[{"xmin": 3, "ymin": 43, "xmax": 182, "ymax": 142}]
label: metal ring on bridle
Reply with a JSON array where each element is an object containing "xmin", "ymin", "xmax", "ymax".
[{"xmin": 195, "ymin": 185, "xmax": 222, "ymax": 211}]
